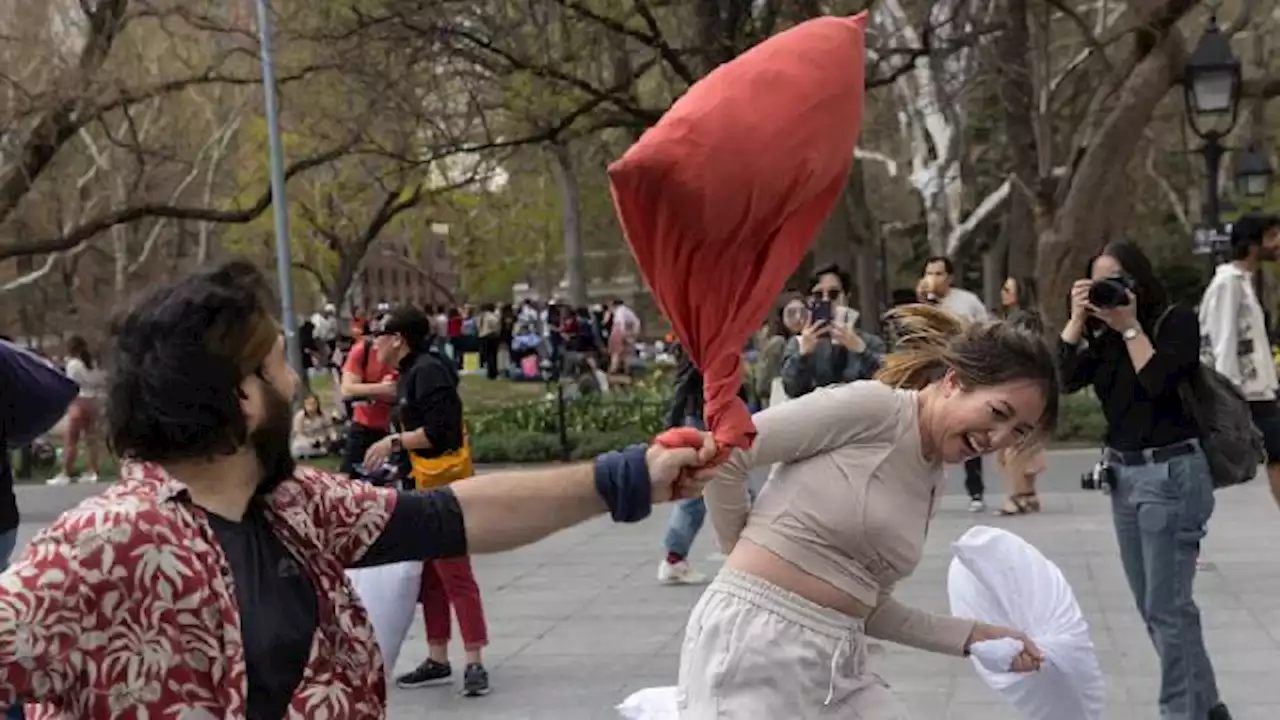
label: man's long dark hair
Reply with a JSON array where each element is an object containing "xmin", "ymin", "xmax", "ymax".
[{"xmin": 107, "ymin": 259, "xmax": 278, "ymax": 463}]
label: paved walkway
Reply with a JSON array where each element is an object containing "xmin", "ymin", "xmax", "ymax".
[
  {"xmin": 373, "ymin": 483, "xmax": 1280, "ymax": 720},
  {"xmin": 11, "ymin": 453, "xmax": 1280, "ymax": 719}
]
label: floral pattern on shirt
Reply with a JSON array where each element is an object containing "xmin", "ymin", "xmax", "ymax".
[{"xmin": 0, "ymin": 461, "xmax": 397, "ymax": 719}]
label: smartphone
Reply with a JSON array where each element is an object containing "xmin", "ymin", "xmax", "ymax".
[
  {"xmin": 836, "ymin": 306, "xmax": 859, "ymax": 329},
  {"xmin": 810, "ymin": 300, "xmax": 832, "ymax": 323}
]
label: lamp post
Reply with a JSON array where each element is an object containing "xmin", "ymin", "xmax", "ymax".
[
  {"xmin": 254, "ymin": 0, "xmax": 305, "ymax": 381},
  {"xmin": 1236, "ymin": 144, "xmax": 1275, "ymax": 200},
  {"xmin": 1182, "ymin": 15, "xmax": 1242, "ymax": 268}
]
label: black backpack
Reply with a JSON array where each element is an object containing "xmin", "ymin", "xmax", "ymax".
[{"xmin": 1155, "ymin": 306, "xmax": 1265, "ymax": 490}]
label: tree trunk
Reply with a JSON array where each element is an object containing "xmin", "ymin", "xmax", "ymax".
[
  {"xmin": 996, "ymin": 0, "xmax": 1038, "ymax": 279},
  {"xmin": 983, "ymin": 231, "xmax": 1008, "ymax": 308},
  {"xmin": 1036, "ymin": 34, "xmax": 1184, "ymax": 329},
  {"xmin": 548, "ymin": 141, "xmax": 588, "ymax": 307},
  {"xmin": 844, "ymin": 164, "xmax": 882, "ymax": 331}
]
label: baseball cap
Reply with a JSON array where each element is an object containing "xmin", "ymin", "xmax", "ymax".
[{"xmin": 372, "ymin": 306, "xmax": 433, "ymax": 342}]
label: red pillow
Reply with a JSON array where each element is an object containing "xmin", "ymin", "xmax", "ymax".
[{"xmin": 609, "ymin": 14, "xmax": 867, "ymax": 452}]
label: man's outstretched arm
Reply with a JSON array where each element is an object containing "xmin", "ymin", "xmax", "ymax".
[{"xmin": 346, "ymin": 437, "xmax": 717, "ymax": 567}]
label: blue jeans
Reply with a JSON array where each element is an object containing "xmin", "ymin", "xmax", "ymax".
[
  {"xmin": 1109, "ymin": 442, "xmax": 1219, "ymax": 719},
  {"xmin": 663, "ymin": 497, "xmax": 706, "ymax": 557},
  {"xmin": 0, "ymin": 528, "xmax": 22, "ymax": 720}
]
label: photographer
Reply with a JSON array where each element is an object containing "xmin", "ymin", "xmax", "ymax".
[
  {"xmin": 780, "ymin": 263, "xmax": 885, "ymax": 398},
  {"xmin": 1058, "ymin": 241, "xmax": 1229, "ymax": 720}
]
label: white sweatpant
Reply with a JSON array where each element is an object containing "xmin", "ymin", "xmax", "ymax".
[{"xmin": 678, "ymin": 569, "xmax": 909, "ymax": 719}]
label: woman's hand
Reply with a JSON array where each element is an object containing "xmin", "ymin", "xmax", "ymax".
[
  {"xmin": 830, "ymin": 323, "xmax": 866, "ymax": 353},
  {"xmin": 362, "ymin": 435, "xmax": 395, "ymax": 470},
  {"xmin": 1088, "ymin": 290, "xmax": 1140, "ymax": 333},
  {"xmin": 1068, "ymin": 279, "xmax": 1093, "ymax": 323},
  {"xmin": 966, "ymin": 623, "xmax": 1044, "ymax": 673},
  {"xmin": 797, "ymin": 319, "xmax": 828, "ymax": 356}
]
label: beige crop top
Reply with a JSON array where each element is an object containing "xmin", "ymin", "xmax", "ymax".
[{"xmin": 704, "ymin": 380, "xmax": 975, "ymax": 656}]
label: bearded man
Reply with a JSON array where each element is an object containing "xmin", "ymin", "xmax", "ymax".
[{"xmin": 0, "ymin": 260, "xmax": 714, "ymax": 719}]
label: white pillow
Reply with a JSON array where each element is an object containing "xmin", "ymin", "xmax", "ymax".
[
  {"xmin": 346, "ymin": 561, "xmax": 424, "ymax": 684},
  {"xmin": 947, "ymin": 526, "xmax": 1105, "ymax": 720},
  {"xmin": 617, "ymin": 686, "xmax": 678, "ymax": 719}
]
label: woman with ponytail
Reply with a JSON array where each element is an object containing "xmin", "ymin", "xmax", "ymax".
[{"xmin": 677, "ymin": 304, "xmax": 1060, "ymax": 718}]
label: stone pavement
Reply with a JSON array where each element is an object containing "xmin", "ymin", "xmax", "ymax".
[
  {"xmin": 11, "ymin": 451, "xmax": 1280, "ymax": 719},
  {"xmin": 381, "ymin": 486, "xmax": 1280, "ymax": 719}
]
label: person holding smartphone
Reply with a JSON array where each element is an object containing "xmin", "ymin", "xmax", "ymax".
[{"xmin": 780, "ymin": 264, "xmax": 885, "ymax": 398}]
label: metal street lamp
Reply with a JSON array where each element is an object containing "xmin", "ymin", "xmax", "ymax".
[
  {"xmin": 254, "ymin": 0, "xmax": 305, "ymax": 383},
  {"xmin": 1236, "ymin": 144, "xmax": 1275, "ymax": 199},
  {"xmin": 1182, "ymin": 15, "xmax": 1244, "ymax": 267}
]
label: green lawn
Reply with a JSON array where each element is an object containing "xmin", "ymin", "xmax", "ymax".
[{"xmin": 305, "ymin": 371, "xmax": 547, "ymax": 412}]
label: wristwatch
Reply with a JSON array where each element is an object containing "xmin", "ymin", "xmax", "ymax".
[
  {"xmin": 389, "ymin": 434, "xmax": 403, "ymax": 453},
  {"xmin": 1121, "ymin": 326, "xmax": 1142, "ymax": 342}
]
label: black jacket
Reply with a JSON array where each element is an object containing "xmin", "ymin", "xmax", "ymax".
[{"xmin": 395, "ymin": 348, "xmax": 463, "ymax": 460}]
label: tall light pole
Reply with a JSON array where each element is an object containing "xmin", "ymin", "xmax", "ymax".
[
  {"xmin": 254, "ymin": 0, "xmax": 305, "ymax": 381},
  {"xmin": 1182, "ymin": 15, "xmax": 1241, "ymax": 270}
]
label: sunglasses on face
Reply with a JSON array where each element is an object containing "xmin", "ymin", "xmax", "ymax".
[{"xmin": 811, "ymin": 289, "xmax": 842, "ymax": 302}]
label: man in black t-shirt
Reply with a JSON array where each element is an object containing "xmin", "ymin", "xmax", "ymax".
[{"xmin": 361, "ymin": 306, "xmax": 491, "ymax": 698}]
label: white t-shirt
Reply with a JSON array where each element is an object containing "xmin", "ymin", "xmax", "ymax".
[
  {"xmin": 611, "ymin": 305, "xmax": 641, "ymax": 337},
  {"xmin": 65, "ymin": 357, "xmax": 107, "ymax": 399},
  {"xmin": 938, "ymin": 287, "xmax": 990, "ymax": 323},
  {"xmin": 311, "ymin": 314, "xmax": 337, "ymax": 342}
]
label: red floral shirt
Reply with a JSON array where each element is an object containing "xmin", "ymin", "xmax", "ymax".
[{"xmin": 0, "ymin": 461, "xmax": 398, "ymax": 718}]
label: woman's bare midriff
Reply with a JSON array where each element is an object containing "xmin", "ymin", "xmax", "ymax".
[{"xmin": 724, "ymin": 538, "xmax": 874, "ymax": 619}]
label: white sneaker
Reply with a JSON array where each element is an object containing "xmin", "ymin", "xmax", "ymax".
[
  {"xmin": 968, "ymin": 498, "xmax": 986, "ymax": 513},
  {"xmin": 657, "ymin": 559, "xmax": 708, "ymax": 585},
  {"xmin": 77, "ymin": 472, "xmax": 99, "ymax": 484},
  {"xmin": 46, "ymin": 474, "xmax": 72, "ymax": 487}
]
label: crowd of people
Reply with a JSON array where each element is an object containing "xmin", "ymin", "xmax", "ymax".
[
  {"xmin": 299, "ymin": 297, "xmax": 643, "ymax": 386},
  {"xmin": 0, "ymin": 215, "xmax": 1276, "ymax": 718}
]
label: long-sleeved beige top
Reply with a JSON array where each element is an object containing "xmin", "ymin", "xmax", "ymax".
[{"xmin": 704, "ymin": 379, "xmax": 975, "ymax": 656}]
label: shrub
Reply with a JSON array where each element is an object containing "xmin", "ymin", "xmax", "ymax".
[
  {"xmin": 470, "ymin": 391, "xmax": 670, "ymax": 437},
  {"xmin": 470, "ymin": 429, "xmax": 654, "ymax": 464},
  {"xmin": 1050, "ymin": 391, "xmax": 1106, "ymax": 445}
]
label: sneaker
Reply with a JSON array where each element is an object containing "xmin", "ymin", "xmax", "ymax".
[
  {"xmin": 77, "ymin": 472, "xmax": 99, "ymax": 484},
  {"xmin": 1209, "ymin": 703, "xmax": 1233, "ymax": 720},
  {"xmin": 46, "ymin": 474, "xmax": 71, "ymax": 487},
  {"xmin": 657, "ymin": 559, "xmax": 708, "ymax": 585},
  {"xmin": 395, "ymin": 659, "xmax": 452, "ymax": 689},
  {"xmin": 461, "ymin": 662, "xmax": 490, "ymax": 697},
  {"xmin": 968, "ymin": 498, "xmax": 986, "ymax": 513}
]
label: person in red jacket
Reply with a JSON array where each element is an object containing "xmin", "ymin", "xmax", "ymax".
[{"xmin": 338, "ymin": 320, "xmax": 398, "ymax": 476}]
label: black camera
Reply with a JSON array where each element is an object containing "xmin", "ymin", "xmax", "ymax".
[
  {"xmin": 1080, "ymin": 461, "xmax": 1116, "ymax": 493},
  {"xmin": 355, "ymin": 460, "xmax": 402, "ymax": 487},
  {"xmin": 1087, "ymin": 275, "xmax": 1135, "ymax": 309}
]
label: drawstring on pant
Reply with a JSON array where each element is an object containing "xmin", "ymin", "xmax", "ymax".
[{"xmin": 823, "ymin": 633, "xmax": 852, "ymax": 706}]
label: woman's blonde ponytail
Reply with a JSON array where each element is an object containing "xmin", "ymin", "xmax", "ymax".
[{"xmin": 875, "ymin": 304, "xmax": 968, "ymax": 390}]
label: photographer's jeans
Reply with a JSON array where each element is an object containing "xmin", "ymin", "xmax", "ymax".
[{"xmin": 1108, "ymin": 442, "xmax": 1219, "ymax": 720}]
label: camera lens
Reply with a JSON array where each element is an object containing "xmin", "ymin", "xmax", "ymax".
[{"xmin": 1087, "ymin": 278, "xmax": 1125, "ymax": 309}]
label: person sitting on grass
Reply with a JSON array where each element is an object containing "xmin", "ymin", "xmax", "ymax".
[{"xmin": 291, "ymin": 394, "xmax": 338, "ymax": 459}]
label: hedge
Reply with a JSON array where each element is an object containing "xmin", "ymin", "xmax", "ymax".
[{"xmin": 467, "ymin": 384, "xmax": 1110, "ymax": 463}]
